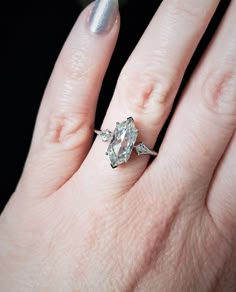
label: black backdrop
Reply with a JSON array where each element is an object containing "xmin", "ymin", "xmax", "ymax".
[{"xmin": 1, "ymin": 0, "xmax": 231, "ymax": 211}]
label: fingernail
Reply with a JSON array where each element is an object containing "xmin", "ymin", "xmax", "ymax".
[{"xmin": 89, "ymin": 0, "xmax": 119, "ymax": 34}]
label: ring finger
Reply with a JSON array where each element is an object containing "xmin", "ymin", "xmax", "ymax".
[{"xmin": 77, "ymin": 0, "xmax": 220, "ymax": 196}]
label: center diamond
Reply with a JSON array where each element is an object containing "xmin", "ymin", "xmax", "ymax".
[{"xmin": 107, "ymin": 117, "xmax": 138, "ymax": 168}]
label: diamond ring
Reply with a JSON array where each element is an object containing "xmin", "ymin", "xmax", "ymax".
[{"xmin": 94, "ymin": 117, "xmax": 158, "ymax": 168}]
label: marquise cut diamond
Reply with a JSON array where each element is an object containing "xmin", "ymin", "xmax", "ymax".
[{"xmin": 107, "ymin": 117, "xmax": 138, "ymax": 168}]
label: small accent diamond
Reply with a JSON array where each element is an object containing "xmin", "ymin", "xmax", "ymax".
[
  {"xmin": 100, "ymin": 129, "xmax": 113, "ymax": 142},
  {"xmin": 134, "ymin": 142, "xmax": 150, "ymax": 155},
  {"xmin": 134, "ymin": 142, "xmax": 158, "ymax": 156}
]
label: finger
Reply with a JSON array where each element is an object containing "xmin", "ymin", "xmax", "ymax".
[
  {"xmin": 146, "ymin": 0, "xmax": 236, "ymax": 206},
  {"xmin": 207, "ymin": 131, "xmax": 236, "ymax": 239},
  {"xmin": 18, "ymin": 1, "xmax": 120, "ymax": 197},
  {"xmin": 78, "ymin": 0, "xmax": 219, "ymax": 196}
]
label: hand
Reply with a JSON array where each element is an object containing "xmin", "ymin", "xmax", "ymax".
[{"xmin": 1, "ymin": 0, "xmax": 236, "ymax": 291}]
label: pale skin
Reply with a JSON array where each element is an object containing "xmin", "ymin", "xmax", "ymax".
[{"xmin": 1, "ymin": 0, "xmax": 236, "ymax": 291}]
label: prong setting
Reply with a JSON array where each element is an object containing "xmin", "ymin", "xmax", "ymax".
[{"xmin": 94, "ymin": 117, "xmax": 157, "ymax": 168}]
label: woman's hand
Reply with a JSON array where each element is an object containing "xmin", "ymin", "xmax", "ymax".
[{"xmin": 1, "ymin": 0, "xmax": 236, "ymax": 291}]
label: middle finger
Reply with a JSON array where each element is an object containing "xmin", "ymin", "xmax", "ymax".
[{"xmin": 77, "ymin": 0, "xmax": 219, "ymax": 196}]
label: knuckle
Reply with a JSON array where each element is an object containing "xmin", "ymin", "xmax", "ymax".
[
  {"xmin": 57, "ymin": 46, "xmax": 92, "ymax": 81},
  {"xmin": 118, "ymin": 67, "xmax": 176, "ymax": 125},
  {"xmin": 44, "ymin": 111, "xmax": 93, "ymax": 150},
  {"xmin": 170, "ymin": 0, "xmax": 210, "ymax": 21},
  {"xmin": 202, "ymin": 69, "xmax": 236, "ymax": 123}
]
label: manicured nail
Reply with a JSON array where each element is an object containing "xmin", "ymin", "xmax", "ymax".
[{"xmin": 89, "ymin": 0, "xmax": 119, "ymax": 34}]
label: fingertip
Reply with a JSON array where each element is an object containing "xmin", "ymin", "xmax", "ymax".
[
  {"xmin": 88, "ymin": 0, "xmax": 119, "ymax": 35},
  {"xmin": 74, "ymin": 0, "xmax": 120, "ymax": 41}
]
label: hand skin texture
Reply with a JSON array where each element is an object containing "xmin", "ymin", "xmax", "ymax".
[{"xmin": 1, "ymin": 0, "xmax": 236, "ymax": 291}]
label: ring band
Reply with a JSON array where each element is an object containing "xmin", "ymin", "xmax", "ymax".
[{"xmin": 95, "ymin": 117, "xmax": 157, "ymax": 168}]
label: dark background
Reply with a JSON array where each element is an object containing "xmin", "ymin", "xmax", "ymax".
[{"xmin": 1, "ymin": 0, "xmax": 231, "ymax": 211}]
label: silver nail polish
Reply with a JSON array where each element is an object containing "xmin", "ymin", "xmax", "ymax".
[{"xmin": 89, "ymin": 0, "xmax": 119, "ymax": 34}]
